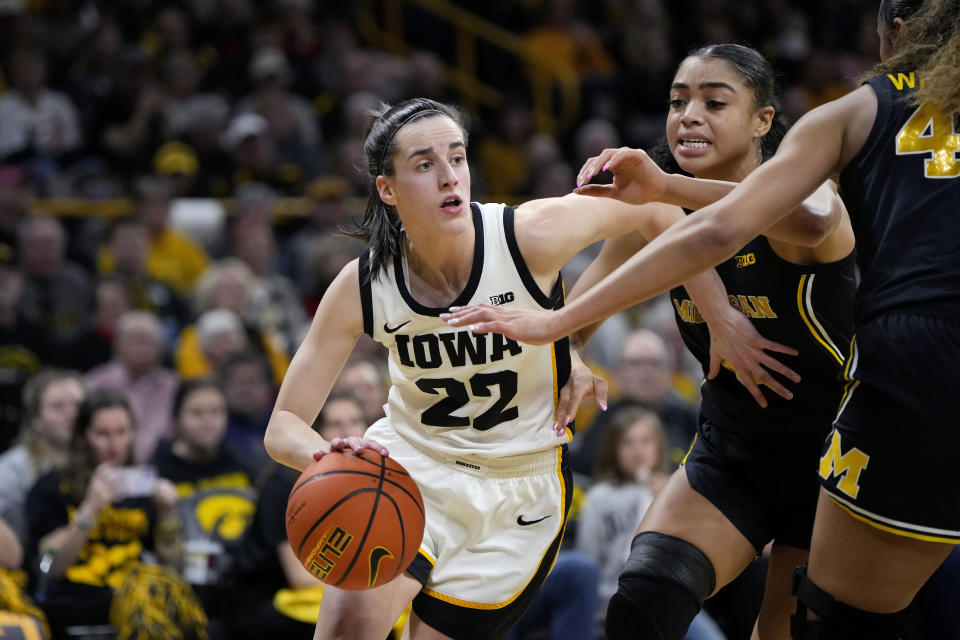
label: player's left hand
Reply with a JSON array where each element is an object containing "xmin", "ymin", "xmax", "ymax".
[
  {"xmin": 554, "ymin": 350, "xmax": 608, "ymax": 435},
  {"xmin": 441, "ymin": 304, "xmax": 566, "ymax": 345},
  {"xmin": 707, "ymin": 308, "xmax": 800, "ymax": 407}
]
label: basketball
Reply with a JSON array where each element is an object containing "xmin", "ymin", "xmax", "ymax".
[{"xmin": 285, "ymin": 449, "xmax": 426, "ymax": 591}]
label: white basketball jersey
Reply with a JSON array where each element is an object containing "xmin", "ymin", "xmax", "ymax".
[{"xmin": 360, "ymin": 202, "xmax": 572, "ymax": 458}]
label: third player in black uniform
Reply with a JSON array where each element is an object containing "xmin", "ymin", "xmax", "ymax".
[{"xmin": 444, "ymin": 1, "xmax": 960, "ymax": 638}]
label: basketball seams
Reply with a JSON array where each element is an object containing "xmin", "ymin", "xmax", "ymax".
[
  {"xmin": 378, "ymin": 490, "xmax": 409, "ymax": 581},
  {"xmin": 286, "ymin": 450, "xmax": 425, "ymax": 590},
  {"xmin": 290, "ymin": 469, "xmax": 425, "ymax": 517},
  {"xmin": 348, "ymin": 452, "xmax": 412, "ymax": 476},
  {"xmin": 331, "ymin": 453, "xmax": 388, "ymax": 587},
  {"xmin": 294, "ymin": 488, "xmax": 378, "ymax": 557}
]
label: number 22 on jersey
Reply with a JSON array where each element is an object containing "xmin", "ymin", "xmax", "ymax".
[{"xmin": 896, "ymin": 102, "xmax": 960, "ymax": 178}]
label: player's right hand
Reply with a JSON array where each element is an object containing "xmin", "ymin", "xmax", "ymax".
[
  {"xmin": 574, "ymin": 147, "xmax": 669, "ymax": 205},
  {"xmin": 314, "ymin": 437, "xmax": 389, "ymax": 461},
  {"xmin": 441, "ymin": 304, "xmax": 565, "ymax": 345}
]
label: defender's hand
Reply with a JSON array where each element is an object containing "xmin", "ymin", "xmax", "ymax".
[
  {"xmin": 441, "ymin": 305, "xmax": 567, "ymax": 346},
  {"xmin": 707, "ymin": 309, "xmax": 800, "ymax": 407},
  {"xmin": 575, "ymin": 147, "xmax": 669, "ymax": 205},
  {"xmin": 554, "ymin": 351, "xmax": 608, "ymax": 435}
]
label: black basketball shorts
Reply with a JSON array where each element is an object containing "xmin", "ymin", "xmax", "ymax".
[
  {"xmin": 819, "ymin": 308, "xmax": 960, "ymax": 542},
  {"xmin": 683, "ymin": 419, "xmax": 824, "ymax": 552}
]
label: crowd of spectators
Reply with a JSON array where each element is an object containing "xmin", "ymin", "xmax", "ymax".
[{"xmin": 0, "ymin": 0, "xmax": 956, "ymax": 639}]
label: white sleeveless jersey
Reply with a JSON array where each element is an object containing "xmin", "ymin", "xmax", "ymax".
[{"xmin": 359, "ymin": 202, "xmax": 572, "ymax": 459}]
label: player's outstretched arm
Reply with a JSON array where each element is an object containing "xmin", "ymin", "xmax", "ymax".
[
  {"xmin": 265, "ymin": 259, "xmax": 388, "ymax": 471},
  {"xmin": 575, "ymin": 147, "xmax": 843, "ymax": 248},
  {"xmin": 549, "ymin": 202, "xmax": 801, "ymax": 407},
  {"xmin": 445, "ymin": 88, "xmax": 864, "ymax": 346}
]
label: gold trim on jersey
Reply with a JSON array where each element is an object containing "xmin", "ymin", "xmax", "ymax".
[
  {"xmin": 797, "ymin": 274, "xmax": 844, "ymax": 365},
  {"xmin": 681, "ymin": 433, "xmax": 698, "ymax": 466},
  {"xmin": 827, "ymin": 494, "xmax": 960, "ymax": 544},
  {"xmin": 833, "ymin": 336, "xmax": 860, "ymax": 422},
  {"xmin": 418, "ymin": 547, "xmax": 437, "ymax": 567},
  {"xmin": 421, "ymin": 448, "xmax": 567, "ymax": 610}
]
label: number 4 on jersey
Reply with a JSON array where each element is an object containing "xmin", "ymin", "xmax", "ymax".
[{"xmin": 896, "ymin": 102, "xmax": 960, "ymax": 178}]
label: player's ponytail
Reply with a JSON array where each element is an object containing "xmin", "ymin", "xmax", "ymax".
[
  {"xmin": 913, "ymin": 0, "xmax": 960, "ymax": 114},
  {"xmin": 873, "ymin": 0, "xmax": 960, "ymax": 115},
  {"xmin": 344, "ymin": 98, "xmax": 468, "ymax": 281}
]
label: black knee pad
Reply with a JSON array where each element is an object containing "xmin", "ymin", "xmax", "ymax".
[
  {"xmin": 791, "ymin": 565, "xmax": 912, "ymax": 639},
  {"xmin": 605, "ymin": 532, "xmax": 716, "ymax": 640}
]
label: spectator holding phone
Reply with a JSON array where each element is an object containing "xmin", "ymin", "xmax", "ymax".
[
  {"xmin": 24, "ymin": 389, "xmax": 197, "ymax": 638},
  {"xmin": 153, "ymin": 379, "xmax": 257, "ymax": 635}
]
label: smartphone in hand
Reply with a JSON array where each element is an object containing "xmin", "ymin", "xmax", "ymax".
[{"xmin": 111, "ymin": 466, "xmax": 158, "ymax": 498}]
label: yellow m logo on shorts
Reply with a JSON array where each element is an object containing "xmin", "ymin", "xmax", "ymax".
[{"xmin": 819, "ymin": 430, "xmax": 870, "ymax": 499}]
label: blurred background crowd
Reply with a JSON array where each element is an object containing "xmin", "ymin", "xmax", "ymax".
[{"xmin": 0, "ymin": 0, "xmax": 957, "ymax": 639}]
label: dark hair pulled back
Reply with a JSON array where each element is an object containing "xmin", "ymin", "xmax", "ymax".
[
  {"xmin": 648, "ymin": 43, "xmax": 788, "ymax": 174},
  {"xmin": 878, "ymin": 0, "xmax": 924, "ymax": 25},
  {"xmin": 343, "ymin": 98, "xmax": 467, "ymax": 281}
]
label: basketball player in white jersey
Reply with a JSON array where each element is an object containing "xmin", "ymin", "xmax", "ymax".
[{"xmin": 263, "ymin": 98, "xmax": 799, "ymax": 640}]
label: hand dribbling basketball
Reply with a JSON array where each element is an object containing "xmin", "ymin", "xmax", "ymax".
[{"xmin": 286, "ymin": 448, "xmax": 425, "ymax": 591}]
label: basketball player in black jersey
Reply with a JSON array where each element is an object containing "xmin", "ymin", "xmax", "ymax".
[
  {"xmin": 444, "ymin": 1, "xmax": 960, "ymax": 638},
  {"xmin": 450, "ymin": 43, "xmax": 854, "ymax": 640}
]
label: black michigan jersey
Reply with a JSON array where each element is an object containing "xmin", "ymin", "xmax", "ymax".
[
  {"xmin": 671, "ymin": 235, "xmax": 855, "ymax": 452},
  {"xmin": 840, "ymin": 72, "xmax": 960, "ymax": 323}
]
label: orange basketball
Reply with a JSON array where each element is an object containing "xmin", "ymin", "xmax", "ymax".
[{"xmin": 285, "ymin": 449, "xmax": 425, "ymax": 591}]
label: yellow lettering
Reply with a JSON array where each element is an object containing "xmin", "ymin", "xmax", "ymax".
[
  {"xmin": 735, "ymin": 253, "xmax": 756, "ymax": 268},
  {"xmin": 749, "ymin": 296, "xmax": 778, "ymax": 319},
  {"xmin": 737, "ymin": 295, "xmax": 760, "ymax": 318},
  {"xmin": 896, "ymin": 102, "xmax": 960, "ymax": 178},
  {"xmin": 886, "ymin": 72, "xmax": 916, "ymax": 91},
  {"xmin": 819, "ymin": 430, "xmax": 870, "ymax": 498},
  {"xmin": 672, "ymin": 299, "xmax": 705, "ymax": 324}
]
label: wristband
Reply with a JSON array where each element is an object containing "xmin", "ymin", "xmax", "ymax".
[{"xmin": 74, "ymin": 514, "xmax": 95, "ymax": 532}]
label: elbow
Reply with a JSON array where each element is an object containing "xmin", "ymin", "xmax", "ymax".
[
  {"xmin": 791, "ymin": 206, "xmax": 838, "ymax": 247},
  {"xmin": 263, "ymin": 417, "xmax": 283, "ymax": 463},
  {"xmin": 698, "ymin": 215, "xmax": 744, "ymax": 259},
  {"xmin": 2, "ymin": 541, "xmax": 23, "ymax": 570}
]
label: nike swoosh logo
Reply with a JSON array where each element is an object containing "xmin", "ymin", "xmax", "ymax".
[
  {"xmin": 383, "ymin": 320, "xmax": 411, "ymax": 333},
  {"xmin": 517, "ymin": 515, "xmax": 552, "ymax": 526},
  {"xmin": 368, "ymin": 546, "xmax": 394, "ymax": 588}
]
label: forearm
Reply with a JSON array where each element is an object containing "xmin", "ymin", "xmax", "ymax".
[
  {"xmin": 557, "ymin": 212, "xmax": 741, "ymax": 337},
  {"xmin": 38, "ymin": 519, "xmax": 91, "ymax": 575},
  {"xmin": 663, "ymin": 174, "xmax": 837, "ymax": 246},
  {"xmin": 568, "ymin": 232, "xmax": 647, "ymax": 347},
  {"xmin": 680, "ymin": 269, "xmax": 732, "ymax": 325},
  {"xmin": 264, "ymin": 410, "xmax": 330, "ymax": 472},
  {"xmin": 0, "ymin": 519, "xmax": 22, "ymax": 569}
]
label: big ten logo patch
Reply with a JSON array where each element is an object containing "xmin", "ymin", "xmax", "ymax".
[
  {"xmin": 307, "ymin": 526, "xmax": 354, "ymax": 581},
  {"xmin": 735, "ymin": 252, "xmax": 756, "ymax": 268},
  {"xmin": 489, "ymin": 291, "xmax": 515, "ymax": 305},
  {"xmin": 819, "ymin": 429, "xmax": 870, "ymax": 498}
]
